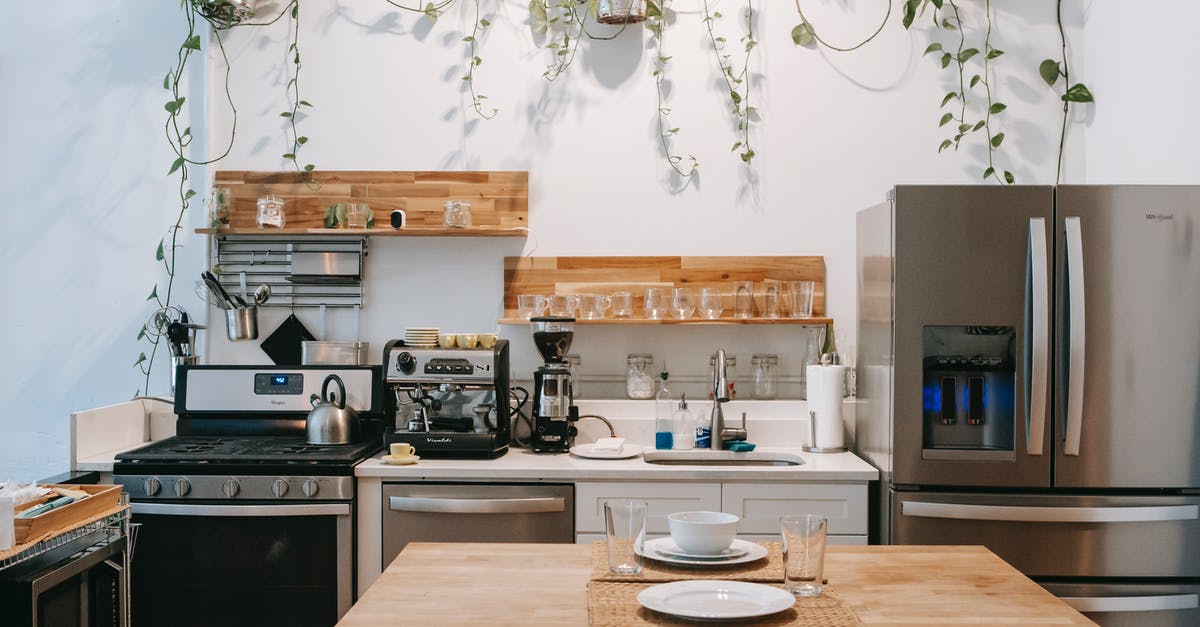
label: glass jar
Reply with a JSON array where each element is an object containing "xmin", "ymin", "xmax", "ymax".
[
  {"xmin": 256, "ymin": 194, "xmax": 285, "ymax": 229},
  {"xmin": 751, "ymin": 354, "xmax": 779, "ymax": 399},
  {"xmin": 443, "ymin": 200, "xmax": 472, "ymax": 228},
  {"xmin": 625, "ymin": 353, "xmax": 655, "ymax": 400},
  {"xmin": 565, "ymin": 354, "xmax": 582, "ymax": 400}
]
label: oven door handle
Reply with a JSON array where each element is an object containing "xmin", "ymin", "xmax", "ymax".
[
  {"xmin": 389, "ymin": 496, "xmax": 565, "ymax": 514},
  {"xmin": 132, "ymin": 502, "xmax": 351, "ymax": 517}
]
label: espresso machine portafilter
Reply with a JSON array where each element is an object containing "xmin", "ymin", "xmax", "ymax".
[{"xmin": 531, "ymin": 317, "xmax": 579, "ymax": 453}]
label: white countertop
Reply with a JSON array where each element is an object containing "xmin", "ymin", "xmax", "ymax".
[{"xmin": 355, "ymin": 446, "xmax": 877, "ymax": 482}]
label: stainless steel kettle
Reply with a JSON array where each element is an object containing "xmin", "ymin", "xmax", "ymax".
[{"xmin": 306, "ymin": 374, "xmax": 361, "ymax": 444}]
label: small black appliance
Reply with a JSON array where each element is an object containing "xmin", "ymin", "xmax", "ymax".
[{"xmin": 530, "ymin": 316, "xmax": 579, "ymax": 453}]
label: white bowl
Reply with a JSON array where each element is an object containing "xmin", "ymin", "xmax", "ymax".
[{"xmin": 667, "ymin": 511, "xmax": 740, "ymax": 555}]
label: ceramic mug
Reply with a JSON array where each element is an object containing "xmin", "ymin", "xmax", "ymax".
[{"xmin": 390, "ymin": 442, "xmax": 416, "ymax": 458}]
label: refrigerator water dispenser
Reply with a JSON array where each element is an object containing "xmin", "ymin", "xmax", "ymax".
[{"xmin": 921, "ymin": 326, "xmax": 1016, "ymax": 460}]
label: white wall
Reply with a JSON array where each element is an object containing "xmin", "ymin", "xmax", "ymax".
[
  {"xmin": 0, "ymin": 2, "xmax": 206, "ymax": 480},
  {"xmin": 203, "ymin": 0, "xmax": 1069, "ymax": 397},
  {"xmin": 5, "ymin": 2, "xmax": 1185, "ymax": 479}
]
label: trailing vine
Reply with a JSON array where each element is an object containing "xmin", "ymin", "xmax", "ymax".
[
  {"xmin": 646, "ymin": 0, "xmax": 698, "ymax": 181},
  {"xmin": 1040, "ymin": 0, "xmax": 1093, "ymax": 184},
  {"xmin": 909, "ymin": 0, "xmax": 1012, "ymax": 184},
  {"xmin": 791, "ymin": 0, "xmax": 892, "ymax": 52},
  {"xmin": 279, "ymin": 1, "xmax": 317, "ymax": 183},
  {"xmin": 462, "ymin": 0, "xmax": 497, "ymax": 118},
  {"xmin": 530, "ymin": 0, "xmax": 586, "ymax": 81},
  {"xmin": 702, "ymin": 0, "xmax": 757, "ymax": 164}
]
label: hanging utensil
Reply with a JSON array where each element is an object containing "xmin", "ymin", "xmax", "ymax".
[
  {"xmin": 203, "ymin": 271, "xmax": 238, "ymax": 309},
  {"xmin": 253, "ymin": 283, "xmax": 271, "ymax": 306},
  {"xmin": 196, "ymin": 280, "xmax": 232, "ymax": 310}
]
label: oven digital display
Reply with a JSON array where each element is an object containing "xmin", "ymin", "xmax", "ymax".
[{"xmin": 254, "ymin": 373, "xmax": 303, "ymax": 395}]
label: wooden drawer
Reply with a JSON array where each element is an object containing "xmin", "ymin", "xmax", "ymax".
[
  {"xmin": 575, "ymin": 482, "xmax": 721, "ymax": 534},
  {"xmin": 721, "ymin": 483, "xmax": 867, "ymax": 535}
]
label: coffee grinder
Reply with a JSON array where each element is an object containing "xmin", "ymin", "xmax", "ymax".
[{"xmin": 530, "ymin": 316, "xmax": 579, "ymax": 453}]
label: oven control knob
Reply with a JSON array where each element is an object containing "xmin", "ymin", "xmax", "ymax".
[
  {"xmin": 143, "ymin": 477, "xmax": 161, "ymax": 496},
  {"xmin": 397, "ymin": 351, "xmax": 416, "ymax": 375},
  {"xmin": 302, "ymin": 479, "xmax": 320, "ymax": 497},
  {"xmin": 271, "ymin": 479, "xmax": 290, "ymax": 498},
  {"xmin": 174, "ymin": 478, "xmax": 191, "ymax": 497},
  {"xmin": 222, "ymin": 479, "xmax": 241, "ymax": 498}
]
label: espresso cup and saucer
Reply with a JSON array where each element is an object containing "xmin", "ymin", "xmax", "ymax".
[{"xmin": 382, "ymin": 442, "xmax": 420, "ymax": 465}]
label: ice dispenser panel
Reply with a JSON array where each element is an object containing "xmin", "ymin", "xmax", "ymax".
[{"xmin": 922, "ymin": 326, "xmax": 1016, "ymax": 461}]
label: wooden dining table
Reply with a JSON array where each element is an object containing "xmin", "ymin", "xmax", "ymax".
[{"xmin": 339, "ymin": 542, "xmax": 1094, "ymax": 625}]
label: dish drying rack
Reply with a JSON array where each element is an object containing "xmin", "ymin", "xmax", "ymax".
[
  {"xmin": 211, "ymin": 235, "xmax": 366, "ymax": 309},
  {"xmin": 1, "ymin": 495, "xmax": 136, "ymax": 573}
]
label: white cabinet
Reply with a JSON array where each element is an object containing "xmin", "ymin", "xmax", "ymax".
[{"xmin": 575, "ymin": 481, "xmax": 868, "ymax": 545}]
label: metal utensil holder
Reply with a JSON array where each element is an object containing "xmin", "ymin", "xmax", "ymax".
[
  {"xmin": 213, "ymin": 235, "xmax": 366, "ymax": 309},
  {"xmin": 225, "ymin": 307, "xmax": 259, "ymax": 341}
]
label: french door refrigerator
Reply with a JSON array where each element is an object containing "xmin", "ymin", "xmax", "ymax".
[{"xmin": 856, "ymin": 185, "xmax": 1200, "ymax": 626}]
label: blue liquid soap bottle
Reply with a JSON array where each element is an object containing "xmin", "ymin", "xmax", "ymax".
[{"xmin": 654, "ymin": 365, "xmax": 673, "ymax": 450}]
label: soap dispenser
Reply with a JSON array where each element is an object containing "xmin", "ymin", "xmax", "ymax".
[{"xmin": 654, "ymin": 364, "xmax": 673, "ymax": 450}]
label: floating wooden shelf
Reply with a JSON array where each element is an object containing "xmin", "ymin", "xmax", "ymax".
[
  {"xmin": 498, "ymin": 316, "xmax": 833, "ymax": 326},
  {"xmin": 196, "ymin": 170, "xmax": 528, "ymax": 236},
  {"xmin": 502, "ymin": 255, "xmax": 830, "ymax": 327}
]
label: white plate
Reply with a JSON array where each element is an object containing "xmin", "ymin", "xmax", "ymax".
[
  {"xmin": 569, "ymin": 443, "xmax": 645, "ymax": 460},
  {"xmin": 381, "ymin": 454, "xmax": 420, "ymax": 465},
  {"xmin": 637, "ymin": 580, "xmax": 794, "ymax": 621},
  {"xmin": 637, "ymin": 538, "xmax": 767, "ymax": 566},
  {"xmin": 646, "ymin": 537, "xmax": 750, "ymax": 560}
]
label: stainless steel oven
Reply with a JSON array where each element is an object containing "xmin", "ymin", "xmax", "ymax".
[{"xmin": 114, "ymin": 365, "xmax": 384, "ymax": 627}]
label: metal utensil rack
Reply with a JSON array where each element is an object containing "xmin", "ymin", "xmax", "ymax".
[{"xmin": 213, "ymin": 235, "xmax": 366, "ymax": 309}]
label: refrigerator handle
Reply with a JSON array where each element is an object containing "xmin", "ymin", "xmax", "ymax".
[
  {"xmin": 1060, "ymin": 594, "xmax": 1199, "ymax": 614},
  {"xmin": 1063, "ymin": 217, "xmax": 1086, "ymax": 456},
  {"xmin": 900, "ymin": 501, "xmax": 1199, "ymax": 523},
  {"xmin": 1026, "ymin": 218, "xmax": 1049, "ymax": 456}
]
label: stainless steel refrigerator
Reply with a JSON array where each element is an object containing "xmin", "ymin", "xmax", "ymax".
[{"xmin": 856, "ymin": 185, "xmax": 1200, "ymax": 626}]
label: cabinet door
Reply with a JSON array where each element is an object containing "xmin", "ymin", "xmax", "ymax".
[
  {"xmin": 575, "ymin": 482, "xmax": 721, "ymax": 534},
  {"xmin": 721, "ymin": 483, "xmax": 867, "ymax": 536}
]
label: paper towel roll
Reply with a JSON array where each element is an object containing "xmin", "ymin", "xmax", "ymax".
[
  {"xmin": 0, "ymin": 496, "xmax": 13, "ymax": 550},
  {"xmin": 806, "ymin": 364, "xmax": 846, "ymax": 451}
]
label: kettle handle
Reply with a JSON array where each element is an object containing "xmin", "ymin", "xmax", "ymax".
[{"xmin": 322, "ymin": 374, "xmax": 347, "ymax": 410}]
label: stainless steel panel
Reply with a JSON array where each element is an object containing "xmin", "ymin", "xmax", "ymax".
[
  {"xmin": 381, "ymin": 483, "xmax": 574, "ymax": 568},
  {"xmin": 892, "ymin": 491, "xmax": 1200, "ymax": 578},
  {"xmin": 182, "ymin": 367, "xmax": 376, "ymax": 413},
  {"xmin": 1054, "ymin": 186, "xmax": 1200, "ymax": 488},
  {"xmin": 891, "ymin": 185, "xmax": 1054, "ymax": 487},
  {"xmin": 1042, "ymin": 582, "xmax": 1200, "ymax": 627}
]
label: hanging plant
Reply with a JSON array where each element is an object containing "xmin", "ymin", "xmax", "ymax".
[
  {"xmin": 279, "ymin": 1, "xmax": 318, "ymax": 183},
  {"xmin": 1040, "ymin": 0, "xmax": 1093, "ymax": 184},
  {"xmin": 791, "ymin": 0, "xmax": 892, "ymax": 52},
  {"xmin": 905, "ymin": 0, "xmax": 1013, "ymax": 184},
  {"xmin": 646, "ymin": 0, "xmax": 698, "ymax": 181},
  {"xmin": 702, "ymin": 0, "xmax": 757, "ymax": 164}
]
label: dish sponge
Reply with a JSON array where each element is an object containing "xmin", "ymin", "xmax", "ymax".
[
  {"xmin": 593, "ymin": 437, "xmax": 626, "ymax": 452},
  {"xmin": 726, "ymin": 441, "xmax": 757, "ymax": 452}
]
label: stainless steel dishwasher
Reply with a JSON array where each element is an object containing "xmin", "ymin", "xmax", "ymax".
[{"xmin": 382, "ymin": 483, "xmax": 574, "ymax": 567}]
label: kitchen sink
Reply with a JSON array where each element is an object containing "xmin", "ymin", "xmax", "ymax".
[{"xmin": 642, "ymin": 451, "xmax": 804, "ymax": 467}]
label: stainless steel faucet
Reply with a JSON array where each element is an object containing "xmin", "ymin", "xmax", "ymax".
[{"xmin": 710, "ymin": 349, "xmax": 746, "ymax": 449}]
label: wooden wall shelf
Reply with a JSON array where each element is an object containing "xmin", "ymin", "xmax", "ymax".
[
  {"xmin": 502, "ymin": 255, "xmax": 829, "ymax": 326},
  {"xmin": 197, "ymin": 170, "xmax": 528, "ymax": 236}
]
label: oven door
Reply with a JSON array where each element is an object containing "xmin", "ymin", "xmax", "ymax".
[{"xmin": 130, "ymin": 502, "xmax": 352, "ymax": 627}]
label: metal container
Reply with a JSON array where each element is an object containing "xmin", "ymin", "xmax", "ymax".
[
  {"xmin": 289, "ymin": 251, "xmax": 361, "ymax": 284},
  {"xmin": 301, "ymin": 341, "xmax": 370, "ymax": 365},
  {"xmin": 225, "ymin": 307, "xmax": 258, "ymax": 341}
]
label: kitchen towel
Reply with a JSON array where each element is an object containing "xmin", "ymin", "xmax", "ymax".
[
  {"xmin": 0, "ymin": 496, "xmax": 12, "ymax": 550},
  {"xmin": 806, "ymin": 364, "xmax": 846, "ymax": 451}
]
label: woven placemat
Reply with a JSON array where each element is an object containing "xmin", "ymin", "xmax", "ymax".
[
  {"xmin": 587, "ymin": 580, "xmax": 863, "ymax": 626},
  {"xmin": 590, "ymin": 541, "xmax": 783, "ymax": 583}
]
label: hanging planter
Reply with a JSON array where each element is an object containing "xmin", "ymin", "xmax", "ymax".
[
  {"xmin": 596, "ymin": 0, "xmax": 647, "ymax": 24},
  {"xmin": 191, "ymin": 0, "xmax": 256, "ymax": 29}
]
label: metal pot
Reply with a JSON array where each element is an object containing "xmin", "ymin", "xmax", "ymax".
[{"xmin": 306, "ymin": 374, "xmax": 361, "ymax": 444}]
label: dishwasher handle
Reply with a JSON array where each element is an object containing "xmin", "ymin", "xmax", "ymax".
[{"xmin": 389, "ymin": 495, "xmax": 566, "ymax": 515}]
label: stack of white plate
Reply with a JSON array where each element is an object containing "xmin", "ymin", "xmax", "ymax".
[{"xmin": 404, "ymin": 327, "xmax": 439, "ymax": 348}]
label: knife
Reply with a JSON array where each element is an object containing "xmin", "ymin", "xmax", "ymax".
[{"xmin": 19, "ymin": 495, "xmax": 76, "ymax": 518}]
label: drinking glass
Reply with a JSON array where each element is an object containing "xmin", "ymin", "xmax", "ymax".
[
  {"xmin": 611, "ymin": 291, "xmax": 634, "ymax": 318},
  {"xmin": 781, "ymin": 514, "xmax": 828, "ymax": 597},
  {"xmin": 644, "ymin": 287, "xmax": 670, "ymax": 320},
  {"xmin": 345, "ymin": 202, "xmax": 369, "ymax": 228},
  {"xmin": 761, "ymin": 280, "xmax": 782, "ymax": 319},
  {"xmin": 699, "ymin": 287, "xmax": 724, "ymax": 319},
  {"xmin": 209, "ymin": 186, "xmax": 231, "ymax": 227},
  {"xmin": 732, "ymin": 281, "xmax": 754, "ymax": 319},
  {"xmin": 549, "ymin": 294, "xmax": 578, "ymax": 317},
  {"xmin": 670, "ymin": 287, "xmax": 695, "ymax": 320},
  {"xmin": 517, "ymin": 294, "xmax": 548, "ymax": 319},
  {"xmin": 604, "ymin": 500, "xmax": 647, "ymax": 575},
  {"xmin": 789, "ymin": 281, "xmax": 815, "ymax": 319}
]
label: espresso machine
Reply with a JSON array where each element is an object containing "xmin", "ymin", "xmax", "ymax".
[
  {"xmin": 530, "ymin": 317, "xmax": 580, "ymax": 453},
  {"xmin": 383, "ymin": 339, "xmax": 511, "ymax": 458}
]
